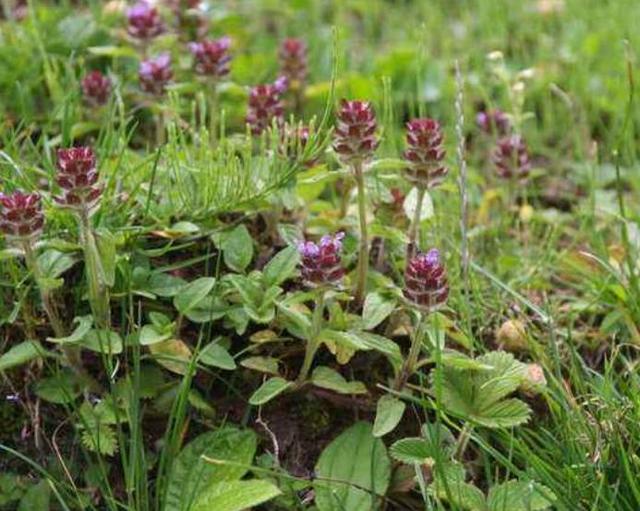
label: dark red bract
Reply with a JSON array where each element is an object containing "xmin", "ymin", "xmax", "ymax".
[
  {"xmin": 127, "ymin": 1, "xmax": 164, "ymax": 40},
  {"xmin": 404, "ymin": 118, "xmax": 447, "ymax": 189},
  {"xmin": 188, "ymin": 37, "xmax": 232, "ymax": 79},
  {"xmin": 404, "ymin": 248, "xmax": 449, "ymax": 311},
  {"xmin": 279, "ymin": 38, "xmax": 308, "ymax": 87},
  {"xmin": 492, "ymin": 135, "xmax": 531, "ymax": 180},
  {"xmin": 246, "ymin": 81, "xmax": 285, "ymax": 135},
  {"xmin": 297, "ymin": 233, "xmax": 345, "ymax": 286},
  {"xmin": 81, "ymin": 71, "xmax": 111, "ymax": 107},
  {"xmin": 333, "ymin": 100, "xmax": 379, "ymax": 164},
  {"xmin": 0, "ymin": 191, "xmax": 44, "ymax": 239},
  {"xmin": 139, "ymin": 54, "xmax": 173, "ymax": 95},
  {"xmin": 55, "ymin": 147, "xmax": 102, "ymax": 211}
]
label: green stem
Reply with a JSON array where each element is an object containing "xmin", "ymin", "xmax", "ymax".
[
  {"xmin": 296, "ymin": 290, "xmax": 326, "ymax": 385},
  {"xmin": 393, "ymin": 312, "xmax": 428, "ymax": 391},
  {"xmin": 407, "ymin": 186, "xmax": 426, "ymax": 259},
  {"xmin": 353, "ymin": 161, "xmax": 369, "ymax": 305},
  {"xmin": 208, "ymin": 82, "xmax": 218, "ymax": 145},
  {"xmin": 79, "ymin": 208, "xmax": 110, "ymax": 330}
]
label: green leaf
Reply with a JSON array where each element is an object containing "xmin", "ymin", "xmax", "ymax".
[
  {"xmin": 362, "ymin": 292, "xmax": 396, "ymax": 330},
  {"xmin": 164, "ymin": 427, "xmax": 258, "ymax": 511},
  {"xmin": 37, "ymin": 249, "xmax": 76, "ymax": 284},
  {"xmin": 263, "ymin": 246, "xmax": 300, "ymax": 287},
  {"xmin": 248, "ymin": 377, "xmax": 293, "ymax": 405},
  {"xmin": 174, "ymin": 277, "xmax": 216, "ymax": 314},
  {"xmin": 18, "ymin": 480, "xmax": 50, "ymax": 511},
  {"xmin": 198, "ymin": 341, "xmax": 236, "ymax": 370},
  {"xmin": 220, "ymin": 225, "xmax": 254, "ymax": 272},
  {"xmin": 140, "ymin": 324, "xmax": 173, "ymax": 346},
  {"xmin": 472, "ymin": 399, "xmax": 531, "ymax": 429},
  {"xmin": 314, "ymin": 422, "xmax": 391, "ymax": 511},
  {"xmin": 95, "ymin": 228, "xmax": 117, "ymax": 287},
  {"xmin": 184, "ymin": 296, "xmax": 228, "ymax": 323},
  {"xmin": 373, "ymin": 395, "xmax": 405, "ymax": 437},
  {"xmin": 487, "ymin": 480, "xmax": 556, "ymax": 511},
  {"xmin": 47, "ymin": 315, "xmax": 92, "ymax": 344},
  {"xmin": 191, "ymin": 480, "xmax": 281, "ymax": 511},
  {"xmin": 81, "ymin": 329, "xmax": 124, "ymax": 354},
  {"xmin": 389, "ymin": 438, "xmax": 435, "ymax": 464},
  {"xmin": 311, "ymin": 366, "xmax": 368, "ymax": 395},
  {"xmin": 403, "ymin": 187, "xmax": 434, "ymax": 221},
  {"xmin": 148, "ymin": 272, "xmax": 187, "ymax": 297},
  {"xmin": 227, "ymin": 274, "xmax": 262, "ymax": 307},
  {"xmin": 277, "ymin": 302, "xmax": 312, "ymax": 339},
  {"xmin": 35, "ymin": 372, "xmax": 81, "ymax": 404},
  {"xmin": 0, "ymin": 341, "xmax": 46, "ymax": 372},
  {"xmin": 240, "ymin": 356, "xmax": 280, "ymax": 375}
]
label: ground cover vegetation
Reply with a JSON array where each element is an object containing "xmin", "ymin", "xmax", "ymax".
[{"xmin": 0, "ymin": 0, "xmax": 639, "ymax": 510}]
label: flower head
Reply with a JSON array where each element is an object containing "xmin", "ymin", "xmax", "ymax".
[
  {"xmin": 246, "ymin": 80, "xmax": 286, "ymax": 135},
  {"xmin": 279, "ymin": 38, "xmax": 308, "ymax": 88},
  {"xmin": 0, "ymin": 191, "xmax": 44, "ymax": 240},
  {"xmin": 476, "ymin": 109, "xmax": 510, "ymax": 136},
  {"xmin": 55, "ymin": 147, "xmax": 102, "ymax": 212},
  {"xmin": 81, "ymin": 70, "xmax": 111, "ymax": 107},
  {"xmin": 188, "ymin": 37, "xmax": 232, "ymax": 79},
  {"xmin": 297, "ymin": 232, "xmax": 345, "ymax": 286},
  {"xmin": 404, "ymin": 248, "xmax": 449, "ymax": 311},
  {"xmin": 492, "ymin": 135, "xmax": 531, "ymax": 180},
  {"xmin": 403, "ymin": 118, "xmax": 447, "ymax": 189},
  {"xmin": 127, "ymin": 1, "xmax": 165, "ymax": 40},
  {"xmin": 333, "ymin": 100, "xmax": 379, "ymax": 165},
  {"xmin": 139, "ymin": 54, "xmax": 173, "ymax": 95}
]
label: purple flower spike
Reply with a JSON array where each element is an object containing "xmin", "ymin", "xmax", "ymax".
[
  {"xmin": 0, "ymin": 191, "xmax": 44, "ymax": 240},
  {"xmin": 403, "ymin": 118, "xmax": 448, "ymax": 189},
  {"xmin": 55, "ymin": 147, "xmax": 102, "ymax": 212},
  {"xmin": 246, "ymin": 81, "xmax": 285, "ymax": 136},
  {"xmin": 404, "ymin": 248, "xmax": 449, "ymax": 311},
  {"xmin": 476, "ymin": 109, "xmax": 510, "ymax": 136},
  {"xmin": 333, "ymin": 99, "xmax": 379, "ymax": 165},
  {"xmin": 492, "ymin": 135, "xmax": 531, "ymax": 180},
  {"xmin": 188, "ymin": 37, "xmax": 232, "ymax": 79},
  {"xmin": 279, "ymin": 38, "xmax": 308, "ymax": 88},
  {"xmin": 139, "ymin": 54, "xmax": 173, "ymax": 95},
  {"xmin": 81, "ymin": 71, "xmax": 111, "ymax": 107},
  {"xmin": 297, "ymin": 232, "xmax": 345, "ymax": 286},
  {"xmin": 127, "ymin": 1, "xmax": 165, "ymax": 41}
]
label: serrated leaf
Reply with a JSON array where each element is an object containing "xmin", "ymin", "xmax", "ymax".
[
  {"xmin": 240, "ymin": 356, "xmax": 279, "ymax": 375},
  {"xmin": 0, "ymin": 341, "xmax": 46, "ymax": 372},
  {"xmin": 17, "ymin": 480, "xmax": 50, "ymax": 511},
  {"xmin": 362, "ymin": 292, "xmax": 396, "ymax": 330},
  {"xmin": 373, "ymin": 395, "xmax": 405, "ymax": 437},
  {"xmin": 314, "ymin": 422, "xmax": 391, "ymax": 511},
  {"xmin": 248, "ymin": 377, "xmax": 293, "ymax": 405},
  {"xmin": 34, "ymin": 372, "xmax": 81, "ymax": 404},
  {"xmin": 487, "ymin": 480, "xmax": 556, "ymax": 511},
  {"xmin": 191, "ymin": 480, "xmax": 281, "ymax": 511},
  {"xmin": 471, "ymin": 399, "xmax": 531, "ymax": 428},
  {"xmin": 389, "ymin": 438, "xmax": 434, "ymax": 464},
  {"xmin": 311, "ymin": 366, "xmax": 367, "ymax": 394},
  {"xmin": 198, "ymin": 341, "xmax": 236, "ymax": 370},
  {"xmin": 263, "ymin": 246, "xmax": 299, "ymax": 287},
  {"xmin": 164, "ymin": 427, "xmax": 257, "ymax": 511},
  {"xmin": 174, "ymin": 277, "xmax": 216, "ymax": 314}
]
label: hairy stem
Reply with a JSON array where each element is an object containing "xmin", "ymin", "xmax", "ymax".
[
  {"xmin": 353, "ymin": 161, "xmax": 369, "ymax": 305},
  {"xmin": 296, "ymin": 290, "xmax": 325, "ymax": 385},
  {"xmin": 394, "ymin": 312, "xmax": 427, "ymax": 391}
]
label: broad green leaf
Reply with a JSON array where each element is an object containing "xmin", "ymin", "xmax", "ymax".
[
  {"xmin": 249, "ymin": 377, "xmax": 293, "ymax": 405},
  {"xmin": 263, "ymin": 246, "xmax": 300, "ymax": 287},
  {"xmin": 34, "ymin": 372, "xmax": 81, "ymax": 404},
  {"xmin": 95, "ymin": 228, "xmax": 117, "ymax": 287},
  {"xmin": 18, "ymin": 480, "xmax": 50, "ymax": 511},
  {"xmin": 184, "ymin": 296, "xmax": 228, "ymax": 323},
  {"xmin": 277, "ymin": 302, "xmax": 312, "ymax": 339},
  {"xmin": 240, "ymin": 356, "xmax": 280, "ymax": 375},
  {"xmin": 471, "ymin": 399, "xmax": 531, "ymax": 428},
  {"xmin": 389, "ymin": 438, "xmax": 435, "ymax": 464},
  {"xmin": 362, "ymin": 292, "xmax": 396, "ymax": 330},
  {"xmin": 174, "ymin": 277, "xmax": 216, "ymax": 314},
  {"xmin": 220, "ymin": 225, "xmax": 254, "ymax": 272},
  {"xmin": 373, "ymin": 395, "xmax": 405, "ymax": 437},
  {"xmin": 37, "ymin": 249, "xmax": 76, "ymax": 280},
  {"xmin": 140, "ymin": 324, "xmax": 172, "ymax": 346},
  {"xmin": 198, "ymin": 341, "xmax": 236, "ymax": 370},
  {"xmin": 314, "ymin": 422, "xmax": 391, "ymax": 511},
  {"xmin": 164, "ymin": 427, "xmax": 257, "ymax": 511},
  {"xmin": 191, "ymin": 480, "xmax": 281, "ymax": 511},
  {"xmin": 150, "ymin": 339, "xmax": 193, "ymax": 375},
  {"xmin": 227, "ymin": 274, "xmax": 262, "ymax": 306},
  {"xmin": 311, "ymin": 366, "xmax": 367, "ymax": 394},
  {"xmin": 81, "ymin": 329, "xmax": 123, "ymax": 354},
  {"xmin": 47, "ymin": 315, "xmax": 92, "ymax": 344},
  {"xmin": 0, "ymin": 341, "xmax": 46, "ymax": 372},
  {"xmin": 148, "ymin": 272, "xmax": 187, "ymax": 297},
  {"xmin": 487, "ymin": 480, "xmax": 556, "ymax": 511}
]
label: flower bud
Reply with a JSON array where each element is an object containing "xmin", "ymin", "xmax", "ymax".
[
  {"xmin": 81, "ymin": 70, "xmax": 111, "ymax": 107},
  {"xmin": 333, "ymin": 99, "xmax": 379, "ymax": 165},
  {"xmin": 297, "ymin": 232, "xmax": 345, "ymax": 286},
  {"xmin": 246, "ymin": 81, "xmax": 285, "ymax": 135},
  {"xmin": 403, "ymin": 118, "xmax": 447, "ymax": 189},
  {"xmin": 188, "ymin": 37, "xmax": 232, "ymax": 79},
  {"xmin": 139, "ymin": 54, "xmax": 173, "ymax": 95},
  {"xmin": 492, "ymin": 135, "xmax": 531, "ymax": 180},
  {"xmin": 54, "ymin": 147, "xmax": 102, "ymax": 212},
  {"xmin": 521, "ymin": 363, "xmax": 547, "ymax": 393},
  {"xmin": 496, "ymin": 319, "xmax": 528, "ymax": 352},
  {"xmin": 0, "ymin": 191, "xmax": 44, "ymax": 241},
  {"xmin": 404, "ymin": 249, "xmax": 448, "ymax": 311},
  {"xmin": 476, "ymin": 109, "xmax": 510, "ymax": 136},
  {"xmin": 279, "ymin": 38, "xmax": 308, "ymax": 89},
  {"xmin": 127, "ymin": 1, "xmax": 165, "ymax": 40}
]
